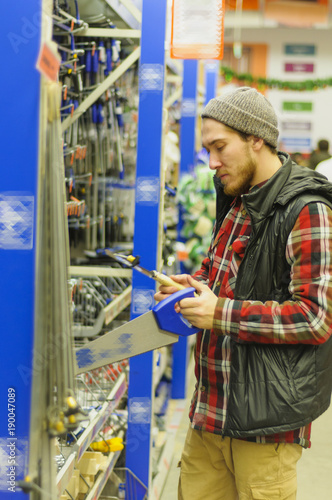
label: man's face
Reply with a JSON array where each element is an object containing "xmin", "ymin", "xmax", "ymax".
[{"xmin": 202, "ymin": 118, "xmax": 257, "ymax": 197}]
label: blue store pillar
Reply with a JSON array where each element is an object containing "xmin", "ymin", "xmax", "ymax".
[
  {"xmin": 125, "ymin": 0, "xmax": 167, "ymax": 496},
  {"xmin": 0, "ymin": 2, "xmax": 42, "ymax": 499},
  {"xmin": 204, "ymin": 60, "xmax": 219, "ymax": 105},
  {"xmin": 172, "ymin": 59, "xmax": 198, "ymax": 399}
]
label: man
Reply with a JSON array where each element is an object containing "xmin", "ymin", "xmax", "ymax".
[
  {"xmin": 308, "ymin": 138, "xmax": 331, "ymax": 170},
  {"xmin": 155, "ymin": 87, "xmax": 332, "ymax": 499}
]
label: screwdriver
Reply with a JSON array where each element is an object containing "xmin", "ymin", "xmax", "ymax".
[{"xmin": 103, "ymin": 249, "xmax": 186, "ymax": 290}]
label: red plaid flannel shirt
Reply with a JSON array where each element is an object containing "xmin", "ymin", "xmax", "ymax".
[{"xmin": 189, "ymin": 196, "xmax": 332, "ymax": 448}]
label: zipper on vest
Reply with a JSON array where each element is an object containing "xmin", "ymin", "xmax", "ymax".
[{"xmin": 248, "ymin": 250, "xmax": 255, "ymax": 267}]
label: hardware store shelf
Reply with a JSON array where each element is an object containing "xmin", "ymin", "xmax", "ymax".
[
  {"xmin": 56, "ymin": 372, "xmax": 127, "ymax": 496},
  {"xmin": 80, "ymin": 27, "xmax": 141, "ymax": 38},
  {"xmin": 104, "ymin": 285, "xmax": 132, "ymax": 325},
  {"xmin": 85, "ymin": 430, "xmax": 125, "ymax": 500},
  {"xmin": 70, "ymin": 267, "xmax": 132, "ymax": 336},
  {"xmin": 69, "ymin": 266, "xmax": 132, "ymax": 279}
]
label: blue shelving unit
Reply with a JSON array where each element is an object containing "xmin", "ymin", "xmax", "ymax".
[
  {"xmin": 205, "ymin": 60, "xmax": 219, "ymax": 105},
  {"xmin": 179, "ymin": 60, "xmax": 199, "ymax": 176},
  {"xmin": 0, "ymin": 5, "xmax": 212, "ymax": 498},
  {"xmin": 0, "ymin": 2, "xmax": 42, "ymax": 499},
  {"xmin": 172, "ymin": 59, "xmax": 198, "ymax": 400},
  {"xmin": 126, "ymin": 0, "xmax": 168, "ymax": 496}
]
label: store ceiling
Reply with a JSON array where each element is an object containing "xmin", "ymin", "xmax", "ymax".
[
  {"xmin": 225, "ymin": 0, "xmax": 332, "ymax": 30},
  {"xmin": 70, "ymin": 0, "xmax": 332, "ymax": 32},
  {"xmin": 68, "ymin": 0, "xmax": 141, "ymax": 29}
]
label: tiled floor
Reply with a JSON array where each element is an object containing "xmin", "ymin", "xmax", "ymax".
[{"xmin": 161, "ymin": 368, "xmax": 332, "ymax": 499}]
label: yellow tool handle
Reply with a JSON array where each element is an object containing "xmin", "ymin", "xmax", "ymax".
[{"xmin": 152, "ymin": 272, "xmax": 186, "ymax": 290}]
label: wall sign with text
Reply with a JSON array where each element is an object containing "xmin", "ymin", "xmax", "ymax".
[
  {"xmin": 280, "ymin": 137, "xmax": 312, "ymax": 153},
  {"xmin": 284, "ymin": 44, "xmax": 316, "ymax": 56},
  {"xmin": 284, "ymin": 63, "xmax": 314, "ymax": 73},
  {"xmin": 281, "ymin": 121, "xmax": 312, "ymax": 132},
  {"xmin": 282, "ymin": 102, "xmax": 313, "ymax": 112}
]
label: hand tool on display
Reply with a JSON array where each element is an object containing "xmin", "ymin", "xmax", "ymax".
[
  {"xmin": 100, "ymin": 248, "xmax": 187, "ymax": 290},
  {"xmin": 75, "ymin": 288, "xmax": 199, "ymax": 374},
  {"xmin": 102, "ymin": 95, "xmax": 112, "ymax": 174},
  {"xmin": 106, "ymin": 90, "xmax": 117, "ymax": 172},
  {"xmin": 98, "ymin": 41, "xmax": 106, "ymax": 82},
  {"xmin": 95, "ymin": 101, "xmax": 107, "ymax": 248},
  {"xmin": 91, "ymin": 47, "xmax": 98, "ymax": 85},
  {"xmin": 90, "ymin": 103, "xmax": 100, "ymax": 249},
  {"xmin": 104, "ymin": 40, "xmax": 113, "ymax": 77},
  {"xmin": 85, "ymin": 46, "xmax": 92, "ymax": 88},
  {"xmin": 46, "ymin": 82, "xmax": 81, "ymax": 435},
  {"xmin": 82, "ymin": 80, "xmax": 94, "ymax": 249},
  {"xmin": 110, "ymin": 89, "xmax": 124, "ymax": 178}
]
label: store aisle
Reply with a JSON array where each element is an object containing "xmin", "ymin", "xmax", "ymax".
[
  {"xmin": 161, "ymin": 372, "xmax": 332, "ymax": 500},
  {"xmin": 160, "ymin": 363, "xmax": 195, "ymax": 500}
]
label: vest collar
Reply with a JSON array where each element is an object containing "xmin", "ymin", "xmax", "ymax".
[
  {"xmin": 214, "ymin": 152, "xmax": 292, "ymax": 223},
  {"xmin": 241, "ymin": 152, "xmax": 291, "ymax": 221}
]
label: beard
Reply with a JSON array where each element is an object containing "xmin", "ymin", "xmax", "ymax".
[{"xmin": 222, "ymin": 154, "xmax": 257, "ymax": 197}]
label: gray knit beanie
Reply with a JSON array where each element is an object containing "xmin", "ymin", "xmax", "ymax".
[{"xmin": 202, "ymin": 87, "xmax": 279, "ymax": 148}]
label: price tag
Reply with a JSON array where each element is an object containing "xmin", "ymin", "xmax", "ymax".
[{"xmin": 36, "ymin": 42, "xmax": 61, "ymax": 81}]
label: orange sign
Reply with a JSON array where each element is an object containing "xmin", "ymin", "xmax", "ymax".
[
  {"xmin": 36, "ymin": 42, "xmax": 61, "ymax": 81},
  {"xmin": 226, "ymin": 0, "xmax": 259, "ymax": 10},
  {"xmin": 264, "ymin": 0, "xmax": 329, "ymax": 27}
]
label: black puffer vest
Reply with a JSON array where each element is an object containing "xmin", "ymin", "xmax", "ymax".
[{"xmin": 214, "ymin": 152, "xmax": 332, "ymax": 438}]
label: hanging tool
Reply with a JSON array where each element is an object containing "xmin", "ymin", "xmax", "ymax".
[
  {"xmin": 91, "ymin": 43, "xmax": 99, "ymax": 86},
  {"xmin": 75, "ymin": 288, "xmax": 199, "ymax": 374},
  {"xmin": 99, "ymin": 249, "xmax": 186, "ymax": 290},
  {"xmin": 96, "ymin": 101, "xmax": 106, "ymax": 248},
  {"xmin": 104, "ymin": 40, "xmax": 113, "ymax": 77},
  {"xmin": 45, "ymin": 82, "xmax": 79, "ymax": 439},
  {"xmin": 90, "ymin": 103, "xmax": 100, "ymax": 249},
  {"xmin": 110, "ymin": 89, "xmax": 124, "ymax": 178},
  {"xmin": 85, "ymin": 45, "xmax": 92, "ymax": 88}
]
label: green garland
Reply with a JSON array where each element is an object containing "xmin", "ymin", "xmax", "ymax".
[{"xmin": 221, "ymin": 66, "xmax": 332, "ymax": 91}]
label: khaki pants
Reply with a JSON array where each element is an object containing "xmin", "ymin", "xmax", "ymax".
[{"xmin": 178, "ymin": 426, "xmax": 302, "ymax": 500}]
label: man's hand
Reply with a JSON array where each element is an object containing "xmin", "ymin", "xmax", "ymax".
[
  {"xmin": 178, "ymin": 276, "xmax": 218, "ymax": 330},
  {"xmin": 154, "ymin": 274, "xmax": 192, "ymax": 302},
  {"xmin": 154, "ymin": 275, "xmax": 218, "ymax": 330}
]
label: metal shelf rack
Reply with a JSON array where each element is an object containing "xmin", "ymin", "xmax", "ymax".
[
  {"xmin": 0, "ymin": 0, "xmax": 200, "ymax": 498},
  {"xmin": 56, "ymin": 368, "xmax": 127, "ymax": 497}
]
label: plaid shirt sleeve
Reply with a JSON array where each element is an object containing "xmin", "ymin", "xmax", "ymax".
[
  {"xmin": 193, "ymin": 255, "xmax": 211, "ymax": 283},
  {"xmin": 213, "ymin": 203, "xmax": 332, "ymax": 344}
]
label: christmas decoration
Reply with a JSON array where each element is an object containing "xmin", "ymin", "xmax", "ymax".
[{"xmin": 221, "ymin": 66, "xmax": 332, "ymax": 91}]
